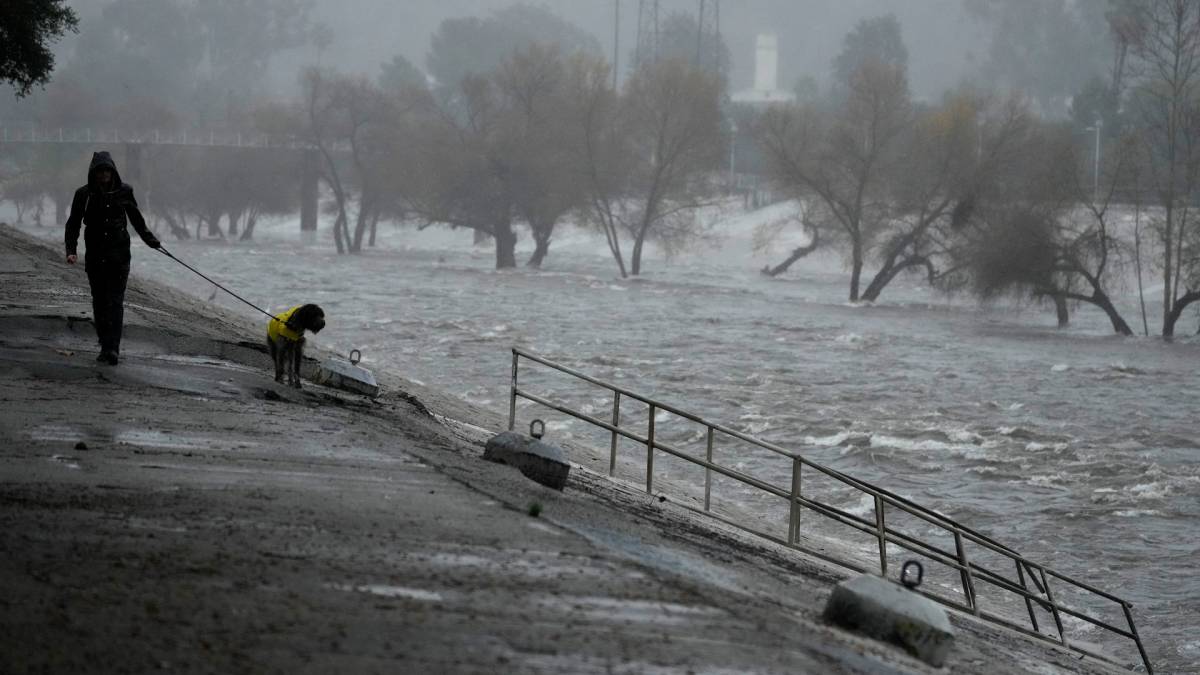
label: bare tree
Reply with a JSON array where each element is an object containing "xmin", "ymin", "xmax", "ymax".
[
  {"xmin": 562, "ymin": 53, "xmax": 634, "ymax": 276},
  {"xmin": 756, "ymin": 60, "xmax": 911, "ymax": 301},
  {"xmin": 297, "ymin": 69, "xmax": 402, "ymax": 254},
  {"xmin": 299, "ymin": 68, "xmax": 352, "ymax": 253},
  {"xmin": 754, "ymin": 204, "xmax": 821, "ymax": 277},
  {"xmin": 493, "ymin": 44, "xmax": 581, "ymax": 268},
  {"xmin": 570, "ymin": 57, "xmax": 723, "ymax": 278},
  {"xmin": 1124, "ymin": 0, "xmax": 1200, "ymax": 336},
  {"xmin": 947, "ymin": 117, "xmax": 1137, "ymax": 335},
  {"xmin": 402, "ymin": 74, "xmax": 521, "ymax": 268}
]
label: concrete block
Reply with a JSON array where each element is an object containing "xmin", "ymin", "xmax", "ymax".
[
  {"xmin": 823, "ymin": 573, "xmax": 955, "ymax": 667},
  {"xmin": 484, "ymin": 431, "xmax": 570, "ymax": 490},
  {"xmin": 313, "ymin": 351, "xmax": 379, "ymax": 397}
]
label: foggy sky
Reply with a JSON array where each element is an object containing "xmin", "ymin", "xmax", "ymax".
[
  {"xmin": 294, "ymin": 0, "xmax": 983, "ymax": 100},
  {"xmin": 44, "ymin": 1, "xmax": 985, "ymax": 102}
]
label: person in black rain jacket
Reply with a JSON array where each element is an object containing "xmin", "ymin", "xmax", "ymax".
[{"xmin": 64, "ymin": 151, "xmax": 161, "ymax": 365}]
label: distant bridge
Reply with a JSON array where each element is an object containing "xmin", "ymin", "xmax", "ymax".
[
  {"xmin": 0, "ymin": 126, "xmax": 313, "ymax": 150},
  {"xmin": 0, "ymin": 127, "xmax": 329, "ymax": 232}
]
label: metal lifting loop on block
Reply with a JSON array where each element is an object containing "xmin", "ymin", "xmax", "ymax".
[
  {"xmin": 349, "ymin": 349, "xmax": 362, "ymax": 366},
  {"xmin": 529, "ymin": 419, "xmax": 546, "ymax": 439},
  {"xmin": 900, "ymin": 560, "xmax": 924, "ymax": 589}
]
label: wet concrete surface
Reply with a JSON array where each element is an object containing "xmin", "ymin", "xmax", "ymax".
[{"xmin": 0, "ymin": 225, "xmax": 1124, "ymax": 674}]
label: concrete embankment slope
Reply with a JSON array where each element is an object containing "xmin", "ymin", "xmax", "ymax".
[{"xmin": 0, "ymin": 224, "xmax": 1120, "ymax": 674}]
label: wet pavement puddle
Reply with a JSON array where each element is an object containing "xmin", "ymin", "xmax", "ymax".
[{"xmin": 327, "ymin": 583, "xmax": 443, "ymax": 601}]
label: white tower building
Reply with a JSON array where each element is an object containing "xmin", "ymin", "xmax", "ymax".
[{"xmin": 733, "ymin": 33, "xmax": 795, "ymax": 105}]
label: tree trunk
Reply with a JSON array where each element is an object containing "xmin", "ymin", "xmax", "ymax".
[
  {"xmin": 1161, "ymin": 204, "xmax": 1174, "ymax": 335},
  {"xmin": 631, "ymin": 219, "xmax": 653, "ymax": 276},
  {"xmin": 332, "ymin": 210, "xmax": 347, "ymax": 254},
  {"xmin": 162, "ymin": 212, "xmax": 191, "ymax": 240},
  {"xmin": 849, "ymin": 241, "xmax": 864, "ymax": 302},
  {"xmin": 206, "ymin": 211, "xmax": 223, "ymax": 238},
  {"xmin": 761, "ymin": 228, "xmax": 820, "ymax": 277},
  {"xmin": 599, "ymin": 219, "xmax": 627, "ymax": 278},
  {"xmin": 368, "ymin": 212, "xmax": 379, "ymax": 247},
  {"xmin": 1133, "ymin": 203, "xmax": 1149, "ymax": 335},
  {"xmin": 239, "ymin": 212, "xmax": 258, "ymax": 241},
  {"xmin": 1054, "ymin": 284, "xmax": 1133, "ymax": 336},
  {"xmin": 350, "ymin": 204, "xmax": 370, "ymax": 253},
  {"xmin": 493, "ymin": 222, "xmax": 517, "ymax": 269},
  {"xmin": 1094, "ymin": 290, "xmax": 1133, "ymax": 336},
  {"xmin": 861, "ymin": 263, "xmax": 896, "ymax": 303},
  {"xmin": 1163, "ymin": 290, "xmax": 1200, "ymax": 338},
  {"xmin": 55, "ymin": 194, "xmax": 68, "ymax": 224},
  {"xmin": 1054, "ymin": 295, "xmax": 1069, "ymax": 328},
  {"xmin": 527, "ymin": 228, "xmax": 551, "ymax": 268},
  {"xmin": 351, "ymin": 193, "xmax": 378, "ymax": 253}
]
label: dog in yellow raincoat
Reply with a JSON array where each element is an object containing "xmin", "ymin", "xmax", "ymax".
[{"xmin": 267, "ymin": 304, "xmax": 325, "ymax": 388}]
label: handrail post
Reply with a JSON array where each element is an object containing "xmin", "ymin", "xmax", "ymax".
[
  {"xmin": 788, "ymin": 457, "xmax": 802, "ymax": 545},
  {"xmin": 645, "ymin": 404, "xmax": 656, "ymax": 493},
  {"xmin": 1122, "ymin": 602, "xmax": 1154, "ymax": 675},
  {"xmin": 508, "ymin": 350, "xmax": 518, "ymax": 431},
  {"xmin": 874, "ymin": 495, "xmax": 887, "ymax": 576},
  {"xmin": 954, "ymin": 531, "xmax": 979, "ymax": 614},
  {"xmin": 703, "ymin": 427, "xmax": 714, "ymax": 511},
  {"xmin": 609, "ymin": 392, "xmax": 621, "ymax": 476},
  {"xmin": 1038, "ymin": 567, "xmax": 1069, "ymax": 648},
  {"xmin": 1016, "ymin": 560, "xmax": 1040, "ymax": 632}
]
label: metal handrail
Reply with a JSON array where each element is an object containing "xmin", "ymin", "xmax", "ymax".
[{"xmin": 507, "ymin": 347, "xmax": 1153, "ymax": 673}]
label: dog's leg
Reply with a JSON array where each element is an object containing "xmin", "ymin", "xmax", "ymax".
[
  {"xmin": 290, "ymin": 338, "xmax": 304, "ymax": 389},
  {"xmin": 282, "ymin": 342, "xmax": 295, "ymax": 387},
  {"xmin": 268, "ymin": 338, "xmax": 284, "ymax": 384}
]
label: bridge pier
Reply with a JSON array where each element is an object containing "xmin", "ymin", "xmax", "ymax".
[
  {"xmin": 300, "ymin": 148, "xmax": 318, "ymax": 243},
  {"xmin": 55, "ymin": 194, "xmax": 69, "ymax": 225},
  {"xmin": 124, "ymin": 143, "xmax": 143, "ymax": 185}
]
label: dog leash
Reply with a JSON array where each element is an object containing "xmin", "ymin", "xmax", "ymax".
[{"xmin": 157, "ymin": 247, "xmax": 278, "ymax": 321}]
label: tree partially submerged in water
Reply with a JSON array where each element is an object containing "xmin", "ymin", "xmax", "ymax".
[
  {"xmin": 401, "ymin": 42, "xmax": 597, "ymax": 269},
  {"xmin": 755, "ymin": 59, "xmax": 987, "ymax": 302},
  {"xmin": 295, "ymin": 68, "xmax": 426, "ymax": 254},
  {"xmin": 493, "ymin": 45, "xmax": 583, "ymax": 268},
  {"xmin": 945, "ymin": 125, "xmax": 1136, "ymax": 335},
  {"xmin": 1118, "ymin": 0, "xmax": 1200, "ymax": 337},
  {"xmin": 569, "ymin": 56, "xmax": 724, "ymax": 278},
  {"xmin": 401, "ymin": 64, "xmax": 531, "ymax": 268}
]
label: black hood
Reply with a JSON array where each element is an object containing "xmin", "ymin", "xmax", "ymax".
[{"xmin": 88, "ymin": 151, "xmax": 123, "ymax": 190}]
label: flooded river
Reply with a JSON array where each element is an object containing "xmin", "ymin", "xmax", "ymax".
[{"xmin": 24, "ymin": 209, "xmax": 1194, "ymax": 672}]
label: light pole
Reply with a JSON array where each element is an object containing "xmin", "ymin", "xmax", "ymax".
[
  {"xmin": 729, "ymin": 120, "xmax": 737, "ymax": 191},
  {"xmin": 1085, "ymin": 118, "xmax": 1102, "ymax": 203}
]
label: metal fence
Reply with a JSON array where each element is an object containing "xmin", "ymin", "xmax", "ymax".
[{"xmin": 507, "ymin": 347, "xmax": 1152, "ymax": 673}]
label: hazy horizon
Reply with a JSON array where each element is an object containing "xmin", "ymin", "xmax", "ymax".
[{"xmin": 33, "ymin": 0, "xmax": 984, "ymax": 105}]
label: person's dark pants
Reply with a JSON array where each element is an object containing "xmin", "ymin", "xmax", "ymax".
[{"xmin": 85, "ymin": 259, "xmax": 130, "ymax": 354}]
